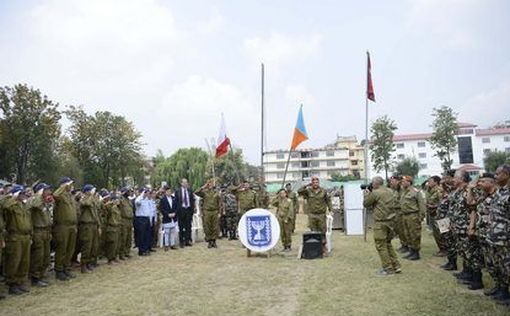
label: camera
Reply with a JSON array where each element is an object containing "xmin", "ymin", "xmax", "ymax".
[{"xmin": 360, "ymin": 183, "xmax": 373, "ymax": 191}]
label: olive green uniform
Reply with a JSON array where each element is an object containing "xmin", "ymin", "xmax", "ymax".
[
  {"xmin": 364, "ymin": 186, "xmax": 400, "ymax": 272},
  {"xmin": 27, "ymin": 195, "xmax": 51, "ymax": 280},
  {"xmin": 272, "ymin": 197, "xmax": 294, "ymax": 248},
  {"xmin": 235, "ymin": 189, "xmax": 259, "ymax": 216},
  {"xmin": 104, "ymin": 201, "xmax": 121, "ymax": 261},
  {"xmin": 297, "ymin": 186, "xmax": 332, "ymax": 234},
  {"xmin": 400, "ymin": 187, "xmax": 426, "ymax": 252},
  {"xmin": 79, "ymin": 195, "xmax": 100, "ymax": 265},
  {"xmin": 3, "ymin": 197, "xmax": 32, "ymax": 286},
  {"xmin": 426, "ymin": 186, "xmax": 445, "ymax": 252},
  {"xmin": 196, "ymin": 189, "xmax": 221, "ymax": 241},
  {"xmin": 286, "ymin": 190, "xmax": 298, "ymax": 233},
  {"xmin": 391, "ymin": 188, "xmax": 406, "ymax": 248},
  {"xmin": 119, "ymin": 197, "xmax": 133, "ymax": 258},
  {"xmin": 52, "ymin": 185, "xmax": 78, "ymax": 273},
  {"xmin": 256, "ymin": 186, "xmax": 270, "ymax": 209}
]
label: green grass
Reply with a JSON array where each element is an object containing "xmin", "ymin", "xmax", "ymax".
[{"xmin": 1, "ymin": 215, "xmax": 508, "ymax": 316}]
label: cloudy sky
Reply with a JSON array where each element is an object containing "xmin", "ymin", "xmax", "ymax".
[{"xmin": 1, "ymin": 0, "xmax": 509, "ymax": 164}]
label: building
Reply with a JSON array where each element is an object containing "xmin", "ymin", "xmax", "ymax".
[
  {"xmin": 369, "ymin": 123, "xmax": 510, "ymax": 178},
  {"xmin": 263, "ymin": 136, "xmax": 365, "ymax": 184}
]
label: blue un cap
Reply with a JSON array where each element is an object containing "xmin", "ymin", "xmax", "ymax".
[
  {"xmin": 59, "ymin": 177, "xmax": 73, "ymax": 185},
  {"xmin": 82, "ymin": 184, "xmax": 95, "ymax": 193}
]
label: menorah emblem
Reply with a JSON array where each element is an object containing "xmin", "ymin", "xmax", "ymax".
[
  {"xmin": 246, "ymin": 215, "xmax": 271, "ymax": 247},
  {"xmin": 251, "ymin": 220, "xmax": 265, "ymax": 241}
]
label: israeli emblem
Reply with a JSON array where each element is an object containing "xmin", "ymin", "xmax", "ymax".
[{"xmin": 238, "ymin": 208, "xmax": 280, "ymax": 252}]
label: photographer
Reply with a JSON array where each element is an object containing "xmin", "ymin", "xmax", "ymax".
[{"xmin": 363, "ymin": 177, "xmax": 401, "ymax": 276}]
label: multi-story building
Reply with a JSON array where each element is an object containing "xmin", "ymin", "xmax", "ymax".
[
  {"xmin": 369, "ymin": 123, "xmax": 510, "ymax": 178},
  {"xmin": 263, "ymin": 136, "xmax": 365, "ymax": 184}
]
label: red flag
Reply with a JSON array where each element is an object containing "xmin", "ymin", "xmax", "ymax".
[
  {"xmin": 215, "ymin": 114, "xmax": 230, "ymax": 158},
  {"xmin": 366, "ymin": 51, "xmax": 376, "ymax": 102}
]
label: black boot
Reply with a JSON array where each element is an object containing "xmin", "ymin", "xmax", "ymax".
[
  {"xmin": 406, "ymin": 249, "xmax": 420, "ymax": 261},
  {"xmin": 207, "ymin": 241, "xmax": 213, "ymax": 248},
  {"xmin": 56, "ymin": 271, "xmax": 69, "ymax": 281},
  {"xmin": 212, "ymin": 240, "xmax": 217, "ymax": 248},
  {"xmin": 468, "ymin": 270, "xmax": 484, "ymax": 290},
  {"xmin": 493, "ymin": 285, "xmax": 510, "ymax": 301},
  {"xmin": 484, "ymin": 285, "xmax": 501, "ymax": 296},
  {"xmin": 454, "ymin": 263, "xmax": 470, "ymax": 279},
  {"xmin": 441, "ymin": 256, "xmax": 457, "ymax": 271},
  {"xmin": 398, "ymin": 245, "xmax": 409, "ymax": 254}
]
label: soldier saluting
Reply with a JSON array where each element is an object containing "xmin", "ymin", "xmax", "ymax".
[{"xmin": 195, "ymin": 179, "xmax": 221, "ymax": 249}]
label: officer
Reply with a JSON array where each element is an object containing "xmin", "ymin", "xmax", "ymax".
[
  {"xmin": 102, "ymin": 191, "xmax": 121, "ymax": 264},
  {"xmin": 119, "ymin": 188, "xmax": 134, "ymax": 259},
  {"xmin": 27, "ymin": 183, "xmax": 52, "ymax": 286},
  {"xmin": 52, "ymin": 176, "xmax": 78, "ymax": 281},
  {"xmin": 3, "ymin": 185, "xmax": 32, "ymax": 295},
  {"xmin": 195, "ymin": 179, "xmax": 221, "ymax": 248},
  {"xmin": 298, "ymin": 176, "xmax": 332, "ymax": 254},
  {"xmin": 400, "ymin": 175, "xmax": 426, "ymax": 261},
  {"xmin": 426, "ymin": 176, "xmax": 446, "ymax": 257},
  {"xmin": 389, "ymin": 175, "xmax": 407, "ymax": 253},
  {"xmin": 285, "ymin": 183, "xmax": 298, "ymax": 233},
  {"xmin": 272, "ymin": 188, "xmax": 294, "ymax": 251},
  {"xmin": 363, "ymin": 176, "xmax": 400, "ymax": 276},
  {"xmin": 233, "ymin": 180, "xmax": 259, "ymax": 216},
  {"xmin": 78, "ymin": 185, "xmax": 100, "ymax": 273},
  {"xmin": 254, "ymin": 182, "xmax": 270, "ymax": 209}
]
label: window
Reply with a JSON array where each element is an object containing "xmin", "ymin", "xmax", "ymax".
[
  {"xmin": 327, "ymin": 161, "xmax": 336, "ymax": 167},
  {"xmin": 310, "ymin": 161, "xmax": 319, "ymax": 167},
  {"xmin": 311, "ymin": 171, "xmax": 320, "ymax": 177},
  {"xmin": 506, "ymin": 148, "xmax": 510, "ymax": 153},
  {"xmin": 419, "ymin": 163, "xmax": 428, "ymax": 169},
  {"xmin": 351, "ymin": 160, "xmax": 358, "ymax": 166},
  {"xmin": 482, "ymin": 137, "xmax": 490, "ymax": 144},
  {"xmin": 291, "ymin": 162, "xmax": 299, "ymax": 168},
  {"xmin": 505, "ymin": 136, "xmax": 510, "ymax": 142},
  {"xmin": 276, "ymin": 163, "xmax": 285, "ymax": 169},
  {"xmin": 277, "ymin": 173, "xmax": 284, "ymax": 179},
  {"xmin": 302, "ymin": 171, "xmax": 309, "ymax": 178},
  {"xmin": 291, "ymin": 152, "xmax": 299, "ymax": 158},
  {"xmin": 418, "ymin": 153, "xmax": 426, "ymax": 159},
  {"xmin": 276, "ymin": 153, "xmax": 285, "ymax": 159},
  {"xmin": 349, "ymin": 151, "xmax": 355, "ymax": 157},
  {"xmin": 417, "ymin": 142, "xmax": 426, "ymax": 148},
  {"xmin": 301, "ymin": 151, "xmax": 311, "ymax": 158},
  {"xmin": 483, "ymin": 148, "xmax": 491, "ymax": 155},
  {"xmin": 397, "ymin": 154, "xmax": 405, "ymax": 160},
  {"xmin": 326, "ymin": 150, "xmax": 335, "ymax": 157},
  {"xmin": 458, "ymin": 136, "xmax": 474, "ymax": 164},
  {"xmin": 311, "ymin": 151, "xmax": 320, "ymax": 158},
  {"xmin": 301, "ymin": 161, "xmax": 309, "ymax": 168},
  {"xmin": 396, "ymin": 143, "xmax": 404, "ymax": 149}
]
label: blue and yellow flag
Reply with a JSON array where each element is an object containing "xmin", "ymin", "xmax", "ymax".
[{"xmin": 290, "ymin": 105, "xmax": 308, "ymax": 150}]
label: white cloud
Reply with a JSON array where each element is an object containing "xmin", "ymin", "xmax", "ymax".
[
  {"xmin": 285, "ymin": 85, "xmax": 316, "ymax": 107},
  {"xmin": 243, "ymin": 32, "xmax": 323, "ymax": 71},
  {"xmin": 461, "ymin": 80, "xmax": 510, "ymax": 127},
  {"xmin": 195, "ymin": 8, "xmax": 225, "ymax": 35}
]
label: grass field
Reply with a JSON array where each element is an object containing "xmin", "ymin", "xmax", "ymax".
[{"xmin": 1, "ymin": 214, "xmax": 509, "ymax": 316}]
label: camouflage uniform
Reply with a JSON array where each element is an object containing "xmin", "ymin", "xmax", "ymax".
[
  {"xmin": 426, "ymin": 186, "xmax": 445, "ymax": 252},
  {"xmin": 487, "ymin": 186, "xmax": 510, "ymax": 285},
  {"xmin": 464, "ymin": 188, "xmax": 485, "ymax": 274},
  {"xmin": 438, "ymin": 190, "xmax": 456, "ymax": 262},
  {"xmin": 223, "ymin": 192, "xmax": 238, "ymax": 239},
  {"xmin": 477, "ymin": 191, "xmax": 501, "ymax": 286}
]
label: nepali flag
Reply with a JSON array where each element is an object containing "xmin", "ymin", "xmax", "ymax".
[
  {"xmin": 290, "ymin": 105, "xmax": 309, "ymax": 150},
  {"xmin": 215, "ymin": 114, "xmax": 231, "ymax": 158},
  {"xmin": 367, "ymin": 51, "xmax": 376, "ymax": 102}
]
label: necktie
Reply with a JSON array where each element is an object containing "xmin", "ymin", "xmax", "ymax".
[{"xmin": 184, "ymin": 189, "xmax": 188, "ymax": 208}]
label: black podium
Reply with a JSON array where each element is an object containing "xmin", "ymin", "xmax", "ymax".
[{"xmin": 301, "ymin": 231, "xmax": 323, "ymax": 259}]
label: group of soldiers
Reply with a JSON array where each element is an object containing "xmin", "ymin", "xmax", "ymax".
[{"xmin": 0, "ymin": 177, "xmax": 136, "ymax": 298}]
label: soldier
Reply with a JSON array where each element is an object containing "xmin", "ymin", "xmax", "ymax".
[
  {"xmin": 52, "ymin": 176, "xmax": 78, "ymax": 281},
  {"xmin": 254, "ymin": 182, "xmax": 270, "ymax": 209},
  {"xmin": 400, "ymin": 175, "xmax": 426, "ymax": 260},
  {"xmin": 27, "ymin": 183, "xmax": 53, "ymax": 286},
  {"xmin": 439, "ymin": 175, "xmax": 458, "ymax": 271},
  {"xmin": 364, "ymin": 176, "xmax": 400, "ymax": 276},
  {"xmin": 78, "ymin": 185, "xmax": 100, "ymax": 273},
  {"xmin": 223, "ymin": 186, "xmax": 239, "ymax": 240},
  {"xmin": 272, "ymin": 188, "xmax": 294, "ymax": 251},
  {"xmin": 285, "ymin": 183, "xmax": 298, "ymax": 233},
  {"xmin": 150, "ymin": 190, "xmax": 160, "ymax": 251},
  {"xmin": 102, "ymin": 191, "xmax": 121, "ymax": 264},
  {"xmin": 389, "ymin": 175, "xmax": 407, "ymax": 253},
  {"xmin": 0, "ymin": 183, "xmax": 13, "ymax": 299},
  {"xmin": 195, "ymin": 179, "xmax": 221, "ymax": 248},
  {"xmin": 298, "ymin": 176, "xmax": 332, "ymax": 254},
  {"xmin": 2, "ymin": 185, "xmax": 32, "ymax": 295},
  {"xmin": 233, "ymin": 180, "xmax": 259, "ymax": 216},
  {"xmin": 426, "ymin": 176, "xmax": 447, "ymax": 257},
  {"xmin": 488, "ymin": 165, "xmax": 510, "ymax": 304},
  {"xmin": 119, "ymin": 188, "xmax": 134, "ymax": 259}
]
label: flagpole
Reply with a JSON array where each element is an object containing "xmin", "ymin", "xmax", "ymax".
[
  {"xmin": 281, "ymin": 146, "xmax": 293, "ymax": 188},
  {"xmin": 363, "ymin": 51, "xmax": 370, "ymax": 242},
  {"xmin": 205, "ymin": 138, "xmax": 216, "ymax": 187},
  {"xmin": 260, "ymin": 63, "xmax": 265, "ymax": 182}
]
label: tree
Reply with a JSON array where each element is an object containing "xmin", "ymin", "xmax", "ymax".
[
  {"xmin": 370, "ymin": 115, "xmax": 397, "ymax": 180},
  {"xmin": 395, "ymin": 157, "xmax": 420, "ymax": 179},
  {"xmin": 213, "ymin": 148, "xmax": 246, "ymax": 186},
  {"xmin": 151, "ymin": 148, "xmax": 209, "ymax": 190},
  {"xmin": 484, "ymin": 151, "xmax": 510, "ymax": 172},
  {"xmin": 330, "ymin": 173, "xmax": 359, "ymax": 182},
  {"xmin": 0, "ymin": 84, "xmax": 62, "ymax": 184},
  {"xmin": 429, "ymin": 106, "xmax": 458, "ymax": 173}
]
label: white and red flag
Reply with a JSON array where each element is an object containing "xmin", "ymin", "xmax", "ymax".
[{"xmin": 215, "ymin": 114, "xmax": 230, "ymax": 158}]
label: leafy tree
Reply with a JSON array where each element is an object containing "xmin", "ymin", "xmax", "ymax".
[
  {"xmin": 395, "ymin": 157, "xmax": 420, "ymax": 179},
  {"xmin": 330, "ymin": 173, "xmax": 359, "ymax": 182},
  {"xmin": 429, "ymin": 106, "xmax": 458, "ymax": 173},
  {"xmin": 152, "ymin": 148, "xmax": 209, "ymax": 190},
  {"xmin": 0, "ymin": 84, "xmax": 62, "ymax": 184},
  {"xmin": 370, "ymin": 115, "xmax": 397, "ymax": 180},
  {"xmin": 214, "ymin": 148, "xmax": 246, "ymax": 186},
  {"xmin": 484, "ymin": 151, "xmax": 510, "ymax": 172}
]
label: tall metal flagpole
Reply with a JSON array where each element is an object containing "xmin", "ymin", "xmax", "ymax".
[
  {"xmin": 281, "ymin": 146, "xmax": 293, "ymax": 188},
  {"xmin": 363, "ymin": 51, "xmax": 371, "ymax": 242},
  {"xmin": 260, "ymin": 63, "xmax": 265, "ymax": 181},
  {"xmin": 205, "ymin": 138, "xmax": 216, "ymax": 187}
]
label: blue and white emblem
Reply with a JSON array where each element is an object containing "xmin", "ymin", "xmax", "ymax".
[{"xmin": 246, "ymin": 215, "xmax": 271, "ymax": 247}]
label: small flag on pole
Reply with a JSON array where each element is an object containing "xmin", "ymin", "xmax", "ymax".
[
  {"xmin": 290, "ymin": 105, "xmax": 309, "ymax": 150},
  {"xmin": 215, "ymin": 114, "xmax": 230, "ymax": 158},
  {"xmin": 366, "ymin": 51, "xmax": 376, "ymax": 102}
]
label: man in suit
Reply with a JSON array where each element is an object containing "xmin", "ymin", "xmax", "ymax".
[
  {"xmin": 175, "ymin": 178, "xmax": 196, "ymax": 248},
  {"xmin": 160, "ymin": 186, "xmax": 178, "ymax": 251}
]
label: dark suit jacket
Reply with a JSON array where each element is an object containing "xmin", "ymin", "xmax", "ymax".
[
  {"xmin": 160, "ymin": 195, "xmax": 177, "ymax": 223},
  {"xmin": 174, "ymin": 187, "xmax": 195, "ymax": 212}
]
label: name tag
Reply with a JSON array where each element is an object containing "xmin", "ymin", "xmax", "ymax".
[{"xmin": 437, "ymin": 217, "xmax": 450, "ymax": 234}]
